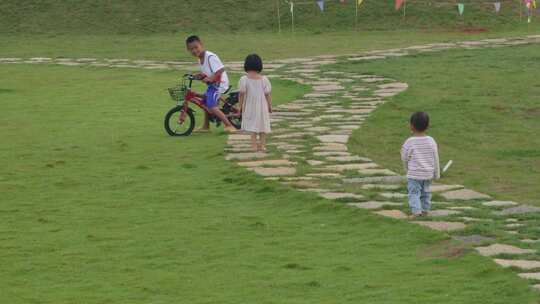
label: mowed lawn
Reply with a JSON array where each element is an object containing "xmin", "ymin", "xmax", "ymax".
[
  {"xmin": 0, "ymin": 65, "xmax": 537, "ymax": 303},
  {"xmin": 341, "ymin": 43, "xmax": 540, "ymax": 206}
]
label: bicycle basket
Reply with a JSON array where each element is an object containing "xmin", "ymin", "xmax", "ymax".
[{"xmin": 168, "ymin": 86, "xmax": 184, "ymax": 102}]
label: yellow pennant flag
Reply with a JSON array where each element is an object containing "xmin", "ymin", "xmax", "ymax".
[{"xmin": 358, "ymin": 0, "xmax": 363, "ymax": 5}]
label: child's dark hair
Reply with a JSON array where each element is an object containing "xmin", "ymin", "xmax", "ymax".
[
  {"xmin": 186, "ymin": 35, "xmax": 201, "ymax": 45},
  {"xmin": 410, "ymin": 112, "xmax": 430, "ymax": 132},
  {"xmin": 244, "ymin": 54, "xmax": 263, "ymax": 73}
]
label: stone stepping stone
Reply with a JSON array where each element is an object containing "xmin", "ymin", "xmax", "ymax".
[
  {"xmin": 225, "ymin": 152, "xmax": 268, "ymax": 161},
  {"xmin": 313, "ymin": 84, "xmax": 344, "ymax": 91},
  {"xmin": 348, "ymin": 55, "xmax": 386, "ymax": 61},
  {"xmin": 447, "ymin": 206, "xmax": 476, "ymax": 211},
  {"xmin": 413, "ymin": 221, "xmax": 466, "ymax": 232},
  {"xmin": 344, "ymin": 176, "xmax": 406, "ymax": 184},
  {"xmin": 249, "ymin": 167, "xmax": 296, "ymax": 177},
  {"xmin": 337, "ymin": 125, "xmax": 360, "ymax": 130},
  {"xmin": 379, "ymin": 192, "xmax": 408, "ymax": 199},
  {"xmin": 375, "ymin": 210, "xmax": 408, "ymax": 219},
  {"xmin": 494, "ymin": 205, "xmax": 540, "ymax": 216},
  {"xmin": 326, "ymin": 155, "xmax": 371, "ymax": 162},
  {"xmin": 361, "ymin": 184, "xmax": 401, "ymax": 190},
  {"xmin": 237, "ymin": 159, "xmax": 295, "ymax": 167},
  {"xmin": 310, "ymin": 126, "xmax": 331, "ymax": 132},
  {"xmin": 319, "ymin": 192, "xmax": 364, "ymax": 200},
  {"xmin": 430, "ymin": 184, "xmax": 464, "ymax": 193},
  {"xmin": 298, "ymin": 188, "xmax": 331, "ymax": 193},
  {"xmin": 427, "ymin": 209, "xmax": 462, "ymax": 217},
  {"xmin": 506, "ymin": 223, "xmax": 525, "ymax": 228},
  {"xmin": 347, "ymin": 201, "xmax": 402, "ymax": 210},
  {"xmin": 377, "ymin": 83, "xmax": 409, "ymax": 90},
  {"xmin": 460, "ymin": 217, "xmax": 491, "ymax": 222},
  {"xmin": 307, "ymin": 160, "xmax": 325, "ymax": 166},
  {"xmin": 475, "ymin": 244, "xmax": 535, "ymax": 257},
  {"xmin": 228, "ymin": 134, "xmax": 252, "ymax": 141},
  {"xmin": 325, "ymin": 163, "xmax": 379, "ymax": 172},
  {"xmin": 453, "ymin": 235, "xmax": 494, "ymax": 245},
  {"xmin": 317, "ymin": 135, "xmax": 349, "ymax": 144},
  {"xmin": 358, "ymin": 168, "xmax": 397, "ymax": 176},
  {"xmin": 440, "ymin": 189, "xmax": 491, "ymax": 201},
  {"xmin": 307, "ymin": 173, "xmax": 342, "ymax": 178},
  {"xmin": 494, "ymin": 259, "xmax": 540, "ymax": 270},
  {"xmin": 314, "ymin": 151, "xmax": 350, "ymax": 157},
  {"xmin": 518, "ymin": 273, "xmax": 540, "ymax": 280},
  {"xmin": 313, "ymin": 144, "xmax": 348, "ymax": 152},
  {"xmin": 304, "ymin": 93, "xmax": 330, "ymax": 98},
  {"xmin": 482, "ymin": 201, "xmax": 518, "ymax": 207}
]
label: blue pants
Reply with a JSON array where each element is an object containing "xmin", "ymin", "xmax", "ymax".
[{"xmin": 407, "ymin": 179, "xmax": 432, "ymax": 215}]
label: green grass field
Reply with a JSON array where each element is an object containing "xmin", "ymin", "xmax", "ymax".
[
  {"xmin": 2, "ymin": 0, "xmax": 537, "ymax": 34},
  {"xmin": 338, "ymin": 43, "xmax": 540, "ymax": 206},
  {"xmin": 1, "ymin": 63, "xmax": 538, "ymax": 304}
]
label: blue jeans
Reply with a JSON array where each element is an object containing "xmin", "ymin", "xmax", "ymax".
[{"xmin": 407, "ymin": 179, "xmax": 432, "ymax": 215}]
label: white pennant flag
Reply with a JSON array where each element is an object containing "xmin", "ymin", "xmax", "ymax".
[
  {"xmin": 290, "ymin": 1, "xmax": 294, "ymax": 14},
  {"xmin": 494, "ymin": 2, "xmax": 501, "ymax": 13},
  {"xmin": 317, "ymin": 0, "xmax": 325, "ymax": 12}
]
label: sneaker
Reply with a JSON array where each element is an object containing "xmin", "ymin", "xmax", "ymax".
[{"xmin": 408, "ymin": 213, "xmax": 423, "ymax": 219}]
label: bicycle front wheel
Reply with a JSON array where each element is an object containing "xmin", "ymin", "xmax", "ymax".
[{"xmin": 164, "ymin": 106, "xmax": 195, "ymax": 136}]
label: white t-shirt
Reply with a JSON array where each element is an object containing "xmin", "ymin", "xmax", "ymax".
[
  {"xmin": 200, "ymin": 51, "xmax": 229, "ymax": 93},
  {"xmin": 401, "ymin": 135, "xmax": 440, "ymax": 180}
]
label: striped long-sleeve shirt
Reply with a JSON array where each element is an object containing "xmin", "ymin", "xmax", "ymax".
[{"xmin": 401, "ymin": 135, "xmax": 440, "ymax": 180}]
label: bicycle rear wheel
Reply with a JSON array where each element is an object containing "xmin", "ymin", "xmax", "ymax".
[{"xmin": 164, "ymin": 106, "xmax": 195, "ymax": 136}]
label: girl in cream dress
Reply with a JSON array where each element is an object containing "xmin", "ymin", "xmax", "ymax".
[{"xmin": 238, "ymin": 54, "xmax": 272, "ymax": 152}]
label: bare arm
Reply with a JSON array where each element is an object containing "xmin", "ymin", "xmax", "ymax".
[
  {"xmin": 265, "ymin": 93, "xmax": 273, "ymax": 113},
  {"xmin": 239, "ymin": 91, "xmax": 246, "ymax": 113},
  {"xmin": 202, "ymin": 68, "xmax": 224, "ymax": 84}
]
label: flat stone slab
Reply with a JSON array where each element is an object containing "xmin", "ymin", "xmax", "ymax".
[
  {"xmin": 325, "ymin": 163, "xmax": 379, "ymax": 172},
  {"xmin": 428, "ymin": 209, "xmax": 462, "ymax": 217},
  {"xmin": 453, "ymin": 235, "xmax": 495, "ymax": 245},
  {"xmin": 306, "ymin": 160, "xmax": 325, "ymax": 166},
  {"xmin": 238, "ymin": 159, "xmax": 295, "ymax": 167},
  {"xmin": 347, "ymin": 201, "xmax": 402, "ymax": 210},
  {"xmin": 379, "ymin": 192, "xmax": 408, "ymax": 199},
  {"xmin": 326, "ymin": 155, "xmax": 371, "ymax": 162},
  {"xmin": 482, "ymin": 201, "xmax": 519, "ymax": 207},
  {"xmin": 522, "ymin": 239, "xmax": 540, "ymax": 244},
  {"xmin": 361, "ymin": 184, "xmax": 401, "ymax": 190},
  {"xmin": 225, "ymin": 152, "xmax": 268, "ymax": 161},
  {"xmin": 430, "ymin": 184, "xmax": 464, "ymax": 193},
  {"xmin": 412, "ymin": 221, "xmax": 466, "ymax": 231},
  {"xmin": 518, "ymin": 273, "xmax": 540, "ymax": 280},
  {"xmin": 493, "ymin": 259, "xmax": 540, "ymax": 270},
  {"xmin": 344, "ymin": 176, "xmax": 406, "ymax": 184},
  {"xmin": 250, "ymin": 167, "xmax": 296, "ymax": 177},
  {"xmin": 494, "ymin": 205, "xmax": 540, "ymax": 216},
  {"xmin": 320, "ymin": 192, "xmax": 364, "ymax": 200},
  {"xmin": 313, "ymin": 84, "xmax": 344, "ymax": 91},
  {"xmin": 313, "ymin": 143, "xmax": 348, "ymax": 152},
  {"xmin": 317, "ymin": 135, "xmax": 349, "ymax": 144},
  {"xmin": 314, "ymin": 151, "xmax": 350, "ymax": 157},
  {"xmin": 475, "ymin": 244, "xmax": 535, "ymax": 257},
  {"xmin": 306, "ymin": 173, "xmax": 342, "ymax": 178},
  {"xmin": 440, "ymin": 189, "xmax": 491, "ymax": 201},
  {"xmin": 375, "ymin": 210, "xmax": 408, "ymax": 219}
]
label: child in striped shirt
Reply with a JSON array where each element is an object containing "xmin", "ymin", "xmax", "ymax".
[{"xmin": 401, "ymin": 112, "xmax": 440, "ymax": 217}]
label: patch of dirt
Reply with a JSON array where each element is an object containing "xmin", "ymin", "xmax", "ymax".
[
  {"xmin": 462, "ymin": 27, "xmax": 489, "ymax": 34},
  {"xmin": 418, "ymin": 240, "xmax": 470, "ymax": 259}
]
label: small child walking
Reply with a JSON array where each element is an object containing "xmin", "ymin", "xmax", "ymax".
[
  {"xmin": 401, "ymin": 112, "xmax": 440, "ymax": 218},
  {"xmin": 238, "ymin": 54, "xmax": 272, "ymax": 152}
]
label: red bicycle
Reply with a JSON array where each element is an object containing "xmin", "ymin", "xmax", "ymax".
[{"xmin": 164, "ymin": 74, "xmax": 242, "ymax": 136}]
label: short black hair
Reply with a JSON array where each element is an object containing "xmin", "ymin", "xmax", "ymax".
[
  {"xmin": 244, "ymin": 54, "xmax": 263, "ymax": 73},
  {"xmin": 186, "ymin": 35, "xmax": 201, "ymax": 45},
  {"xmin": 410, "ymin": 111, "xmax": 430, "ymax": 132}
]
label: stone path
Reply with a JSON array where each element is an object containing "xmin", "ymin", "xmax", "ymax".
[{"xmin": 4, "ymin": 34, "xmax": 540, "ymax": 292}]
